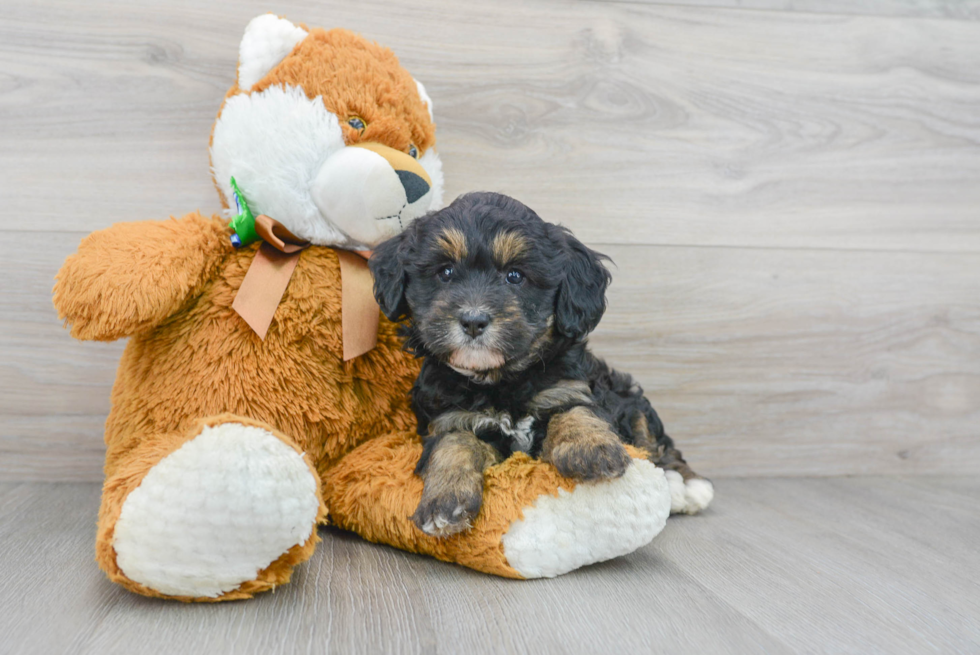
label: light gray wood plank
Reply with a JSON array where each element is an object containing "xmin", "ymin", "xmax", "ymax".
[
  {"xmin": 590, "ymin": 244, "xmax": 980, "ymax": 478},
  {"xmin": 0, "ymin": 482, "xmax": 791, "ymax": 655},
  {"xmin": 2, "ymin": 0, "xmax": 979, "ymax": 252},
  {"xmin": 599, "ymin": 0, "xmax": 980, "ymax": 21},
  {"xmin": 0, "ymin": 230, "xmax": 124, "ymax": 422},
  {"xmin": 647, "ymin": 476, "xmax": 980, "ymax": 653},
  {"xmin": 0, "ymin": 483, "xmax": 114, "ymax": 654},
  {"xmin": 1, "ymin": 478, "xmax": 977, "ymax": 653},
  {"xmin": 0, "ymin": 415, "xmax": 107, "ymax": 482},
  {"xmin": 6, "ymin": 231, "xmax": 977, "ymax": 481}
]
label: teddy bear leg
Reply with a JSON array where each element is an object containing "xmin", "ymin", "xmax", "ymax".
[
  {"xmin": 98, "ymin": 415, "xmax": 326, "ymax": 601},
  {"xmin": 323, "ymin": 432, "xmax": 671, "ymax": 579}
]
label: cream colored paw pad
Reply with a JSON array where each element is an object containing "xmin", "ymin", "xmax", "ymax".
[
  {"xmin": 501, "ymin": 459, "xmax": 671, "ymax": 578},
  {"xmin": 113, "ymin": 423, "xmax": 320, "ymax": 598}
]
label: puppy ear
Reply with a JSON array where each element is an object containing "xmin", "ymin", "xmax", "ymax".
[
  {"xmin": 553, "ymin": 227, "xmax": 612, "ymax": 341},
  {"xmin": 369, "ymin": 232, "xmax": 411, "ymax": 322}
]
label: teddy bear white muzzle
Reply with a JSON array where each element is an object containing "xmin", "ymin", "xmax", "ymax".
[{"xmin": 312, "ymin": 142, "xmax": 435, "ymax": 246}]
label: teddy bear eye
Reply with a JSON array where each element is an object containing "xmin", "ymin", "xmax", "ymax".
[
  {"xmin": 505, "ymin": 269, "xmax": 524, "ymax": 285},
  {"xmin": 408, "ymin": 144, "xmax": 419, "ymax": 159},
  {"xmin": 348, "ymin": 116, "xmax": 366, "ymax": 131},
  {"xmin": 437, "ymin": 264, "xmax": 454, "ymax": 282}
]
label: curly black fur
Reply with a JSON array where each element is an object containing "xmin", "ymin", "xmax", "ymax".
[{"xmin": 370, "ymin": 191, "xmax": 695, "ymax": 477}]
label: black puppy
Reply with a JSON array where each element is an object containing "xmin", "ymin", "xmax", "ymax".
[{"xmin": 370, "ymin": 192, "xmax": 712, "ymax": 536}]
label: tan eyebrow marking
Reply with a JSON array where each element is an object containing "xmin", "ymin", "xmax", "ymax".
[
  {"xmin": 490, "ymin": 231, "xmax": 528, "ymax": 265},
  {"xmin": 436, "ymin": 227, "xmax": 468, "ymax": 260}
]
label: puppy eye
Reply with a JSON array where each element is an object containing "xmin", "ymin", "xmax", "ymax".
[
  {"xmin": 438, "ymin": 264, "xmax": 454, "ymax": 282},
  {"xmin": 505, "ymin": 269, "xmax": 524, "ymax": 285},
  {"xmin": 348, "ymin": 116, "xmax": 366, "ymax": 131},
  {"xmin": 408, "ymin": 144, "xmax": 419, "ymax": 159}
]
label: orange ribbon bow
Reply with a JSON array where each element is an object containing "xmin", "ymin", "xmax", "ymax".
[{"xmin": 232, "ymin": 215, "xmax": 379, "ymax": 360}]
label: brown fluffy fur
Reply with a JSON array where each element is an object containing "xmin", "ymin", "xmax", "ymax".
[
  {"xmin": 259, "ymin": 28, "xmax": 435, "ymax": 153},
  {"xmin": 52, "ymin": 23, "xmax": 657, "ymax": 600},
  {"xmin": 55, "ymin": 214, "xmax": 655, "ymax": 598},
  {"xmin": 325, "ymin": 435, "xmax": 655, "ymax": 578},
  {"xmin": 55, "ymin": 214, "xmax": 422, "ymax": 599}
]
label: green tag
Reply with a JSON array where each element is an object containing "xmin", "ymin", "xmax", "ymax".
[{"xmin": 228, "ymin": 177, "xmax": 258, "ymax": 247}]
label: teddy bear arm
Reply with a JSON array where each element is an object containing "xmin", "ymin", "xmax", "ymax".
[{"xmin": 53, "ymin": 213, "xmax": 231, "ymax": 341}]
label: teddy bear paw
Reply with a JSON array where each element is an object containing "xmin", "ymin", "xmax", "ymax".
[
  {"xmin": 548, "ymin": 440, "xmax": 632, "ymax": 481},
  {"xmin": 112, "ymin": 422, "xmax": 321, "ymax": 598},
  {"xmin": 500, "ymin": 459, "xmax": 671, "ymax": 578}
]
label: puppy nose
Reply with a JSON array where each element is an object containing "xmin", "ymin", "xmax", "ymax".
[
  {"xmin": 459, "ymin": 311, "xmax": 490, "ymax": 338},
  {"xmin": 396, "ymin": 170, "xmax": 430, "ymax": 204}
]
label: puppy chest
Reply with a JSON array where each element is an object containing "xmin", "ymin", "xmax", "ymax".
[
  {"xmin": 476, "ymin": 412, "xmax": 538, "ymax": 455},
  {"xmin": 430, "ymin": 408, "xmax": 542, "ymax": 456}
]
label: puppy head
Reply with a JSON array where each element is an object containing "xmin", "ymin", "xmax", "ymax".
[{"xmin": 370, "ymin": 192, "xmax": 610, "ymax": 377}]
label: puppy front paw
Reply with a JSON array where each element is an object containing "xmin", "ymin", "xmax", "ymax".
[
  {"xmin": 544, "ymin": 406, "xmax": 632, "ymax": 481},
  {"xmin": 411, "ymin": 477, "xmax": 484, "ymax": 537},
  {"xmin": 549, "ymin": 439, "xmax": 631, "ymax": 481}
]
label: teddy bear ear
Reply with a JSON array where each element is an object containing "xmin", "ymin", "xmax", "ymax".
[
  {"xmin": 237, "ymin": 14, "xmax": 308, "ymax": 91},
  {"xmin": 415, "ymin": 79, "xmax": 434, "ymax": 121}
]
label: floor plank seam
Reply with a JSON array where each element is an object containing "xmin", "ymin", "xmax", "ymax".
[{"xmin": 587, "ymin": 0, "xmax": 980, "ymax": 25}]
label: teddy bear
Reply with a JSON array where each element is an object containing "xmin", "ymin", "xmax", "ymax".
[{"xmin": 52, "ymin": 14, "xmax": 674, "ymax": 602}]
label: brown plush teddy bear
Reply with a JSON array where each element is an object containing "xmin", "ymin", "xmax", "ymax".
[{"xmin": 52, "ymin": 14, "xmax": 672, "ymax": 602}]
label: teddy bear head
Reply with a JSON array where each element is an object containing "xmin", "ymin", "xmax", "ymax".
[{"xmin": 210, "ymin": 15, "xmax": 444, "ymax": 249}]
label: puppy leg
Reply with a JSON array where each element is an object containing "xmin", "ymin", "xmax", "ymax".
[
  {"xmin": 541, "ymin": 406, "xmax": 631, "ymax": 481},
  {"xmin": 412, "ymin": 431, "xmax": 501, "ymax": 537},
  {"xmin": 632, "ymin": 413, "xmax": 714, "ymax": 515}
]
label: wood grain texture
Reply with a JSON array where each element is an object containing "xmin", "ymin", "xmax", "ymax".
[
  {"xmin": 2, "ymin": 0, "xmax": 979, "ymax": 481},
  {"xmin": 591, "ymin": 244, "xmax": 980, "ymax": 477},
  {"xmin": 1, "ymin": 478, "xmax": 977, "ymax": 653},
  {"xmin": 2, "ymin": 0, "xmax": 979, "ymax": 251},
  {"xmin": 599, "ymin": 0, "xmax": 980, "ymax": 21},
  {"xmin": 4, "ymin": 232, "xmax": 979, "ymax": 480}
]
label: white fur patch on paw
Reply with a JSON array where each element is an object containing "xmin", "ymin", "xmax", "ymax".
[
  {"xmin": 113, "ymin": 423, "xmax": 320, "ymax": 598},
  {"xmin": 665, "ymin": 470, "xmax": 714, "ymax": 515},
  {"xmin": 501, "ymin": 459, "xmax": 671, "ymax": 578}
]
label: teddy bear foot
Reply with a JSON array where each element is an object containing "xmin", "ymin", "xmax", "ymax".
[
  {"xmin": 325, "ymin": 433, "xmax": 672, "ymax": 580},
  {"xmin": 108, "ymin": 419, "xmax": 324, "ymax": 599},
  {"xmin": 499, "ymin": 459, "xmax": 670, "ymax": 578}
]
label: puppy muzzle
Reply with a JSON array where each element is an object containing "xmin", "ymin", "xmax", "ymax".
[{"xmin": 312, "ymin": 142, "xmax": 435, "ymax": 246}]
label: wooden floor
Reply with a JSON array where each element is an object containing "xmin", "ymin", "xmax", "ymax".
[
  {"xmin": 2, "ymin": 0, "xmax": 979, "ymax": 652},
  {"xmin": 2, "ymin": 477, "xmax": 977, "ymax": 654}
]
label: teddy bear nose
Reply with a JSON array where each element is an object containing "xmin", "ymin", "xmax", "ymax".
[
  {"xmin": 396, "ymin": 170, "xmax": 430, "ymax": 204},
  {"xmin": 459, "ymin": 311, "xmax": 490, "ymax": 338}
]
